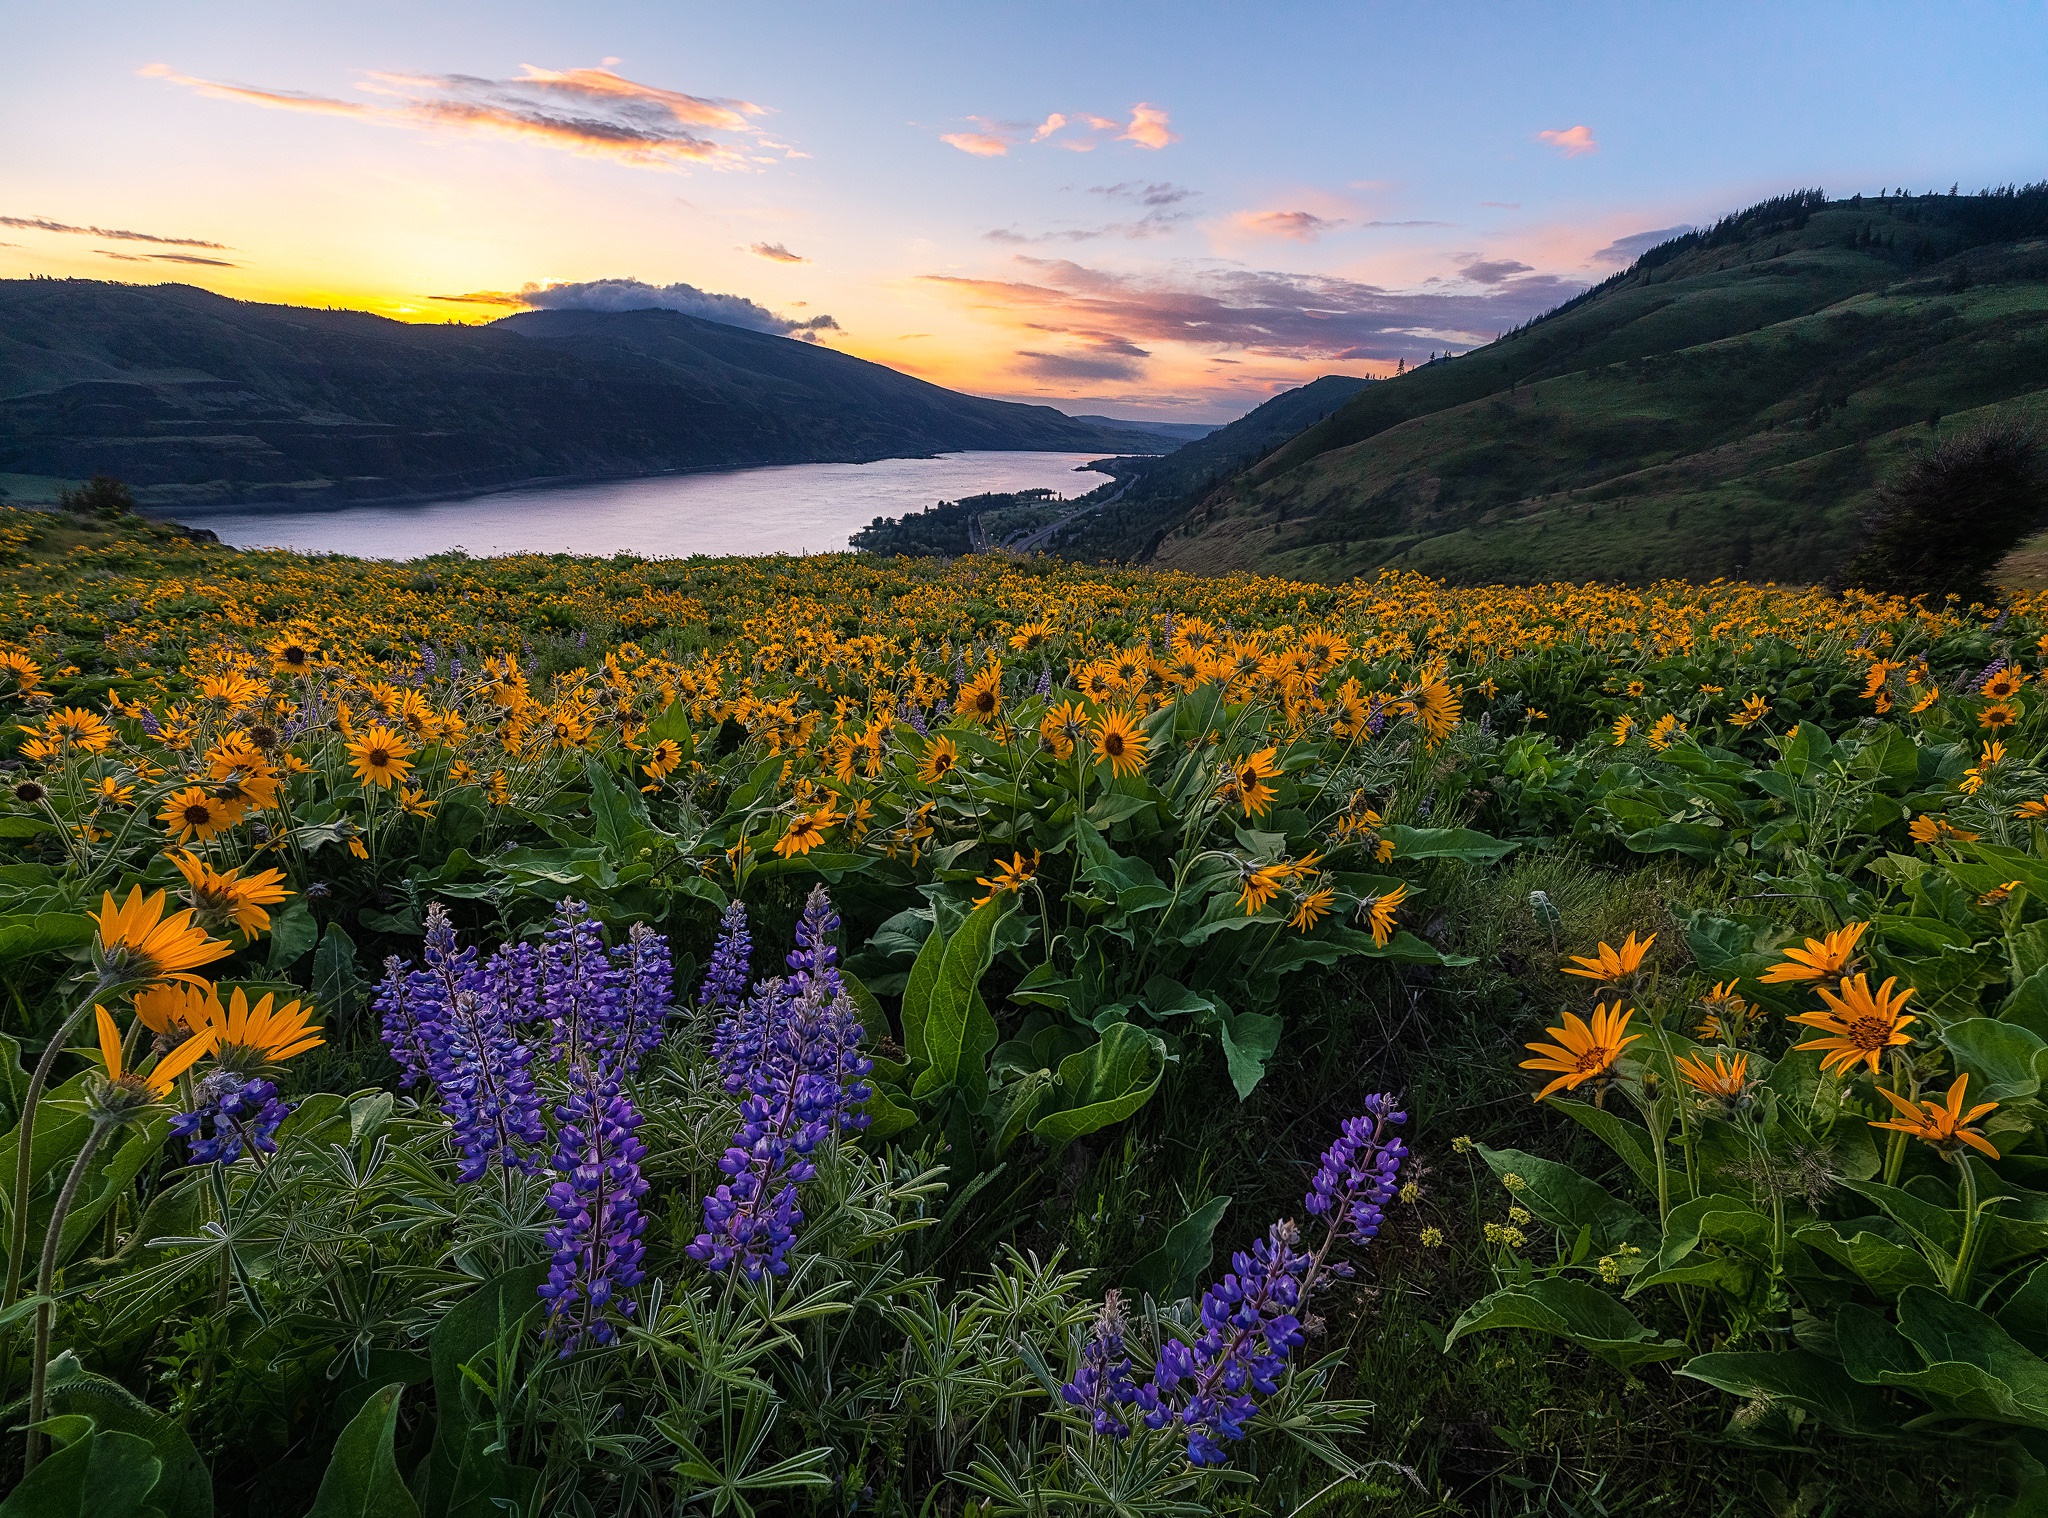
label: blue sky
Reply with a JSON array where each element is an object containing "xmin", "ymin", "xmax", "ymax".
[{"xmin": 4, "ymin": 1, "xmax": 2046, "ymax": 417}]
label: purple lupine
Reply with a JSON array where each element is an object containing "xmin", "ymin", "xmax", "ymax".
[
  {"xmin": 538, "ymin": 1059, "xmax": 650, "ymax": 1354},
  {"xmin": 172, "ymin": 1072, "xmax": 291, "ymax": 1165},
  {"xmin": 699, "ymin": 900, "xmax": 754, "ymax": 1015},
  {"xmin": 375, "ymin": 951, "xmax": 434, "ymax": 1087},
  {"xmin": 690, "ymin": 899, "xmax": 873, "ymax": 1281},
  {"xmin": 420, "ymin": 644, "xmax": 438, "ymax": 679},
  {"xmin": 1096, "ymin": 1098, "xmax": 1406, "ymax": 1466},
  {"xmin": 1303, "ymin": 1094, "xmax": 1409, "ymax": 1266},
  {"xmin": 1366, "ymin": 695, "xmax": 1388, "ymax": 737},
  {"xmin": 138, "ymin": 706, "xmax": 162, "ymax": 738},
  {"xmin": 908, "ymin": 703, "xmax": 930, "ymax": 738},
  {"xmin": 1061, "ymin": 1292, "xmax": 1140, "ymax": 1437},
  {"xmin": 786, "ymin": 886, "xmax": 842, "ymax": 998},
  {"xmin": 1138, "ymin": 1224, "xmax": 1312, "ymax": 1466},
  {"xmin": 616, "ymin": 922, "xmax": 675, "ymax": 1063},
  {"xmin": 1969, "ymin": 658, "xmax": 2009, "ymax": 694},
  {"xmin": 1036, "ymin": 666, "xmax": 1053, "ymax": 698},
  {"xmin": 535, "ymin": 901, "xmax": 632, "ymax": 1067}
]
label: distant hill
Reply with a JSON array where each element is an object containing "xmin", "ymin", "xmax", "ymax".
[
  {"xmin": 1148, "ymin": 186, "xmax": 2048, "ymax": 584},
  {"xmin": 1050, "ymin": 374, "xmax": 1372, "ymax": 561},
  {"xmin": 1064, "ymin": 415, "xmax": 1220, "ymax": 446},
  {"xmin": 0, "ymin": 281, "xmax": 1187, "ymax": 510}
]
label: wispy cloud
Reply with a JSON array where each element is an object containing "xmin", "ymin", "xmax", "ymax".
[
  {"xmin": 1536, "ymin": 124, "xmax": 1598, "ymax": 157},
  {"xmin": 0, "ymin": 213, "xmax": 227, "ymax": 248},
  {"xmin": 922, "ymin": 255, "xmax": 1583, "ymax": 370},
  {"xmin": 142, "ymin": 62, "xmax": 776, "ymax": 171},
  {"xmin": 749, "ymin": 241, "xmax": 808, "ymax": 263},
  {"xmin": 939, "ymin": 103, "xmax": 1178, "ymax": 157},
  {"xmin": 97, "ymin": 250, "xmax": 238, "ymax": 266},
  {"xmin": 1458, "ymin": 257, "xmax": 1532, "ymax": 284},
  {"xmin": 1092, "ymin": 181, "xmax": 1194, "ymax": 207},
  {"xmin": 1590, "ymin": 224, "xmax": 1694, "ymax": 265},
  {"xmin": 1232, "ymin": 209, "xmax": 1341, "ymax": 241}
]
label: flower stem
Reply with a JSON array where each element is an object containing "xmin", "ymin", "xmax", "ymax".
[
  {"xmin": 3, "ymin": 996, "xmax": 103, "ymax": 1324},
  {"xmin": 1951, "ymin": 1158, "xmax": 1986, "ymax": 1301},
  {"xmin": 23, "ymin": 1117, "xmax": 112, "ymax": 1472}
]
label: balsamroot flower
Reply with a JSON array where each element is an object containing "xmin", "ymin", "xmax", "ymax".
[
  {"xmin": 1869, "ymin": 1073, "xmax": 2001, "ymax": 1160},
  {"xmin": 1788, "ymin": 974, "xmax": 1917, "ymax": 1076},
  {"xmin": 539, "ymin": 1060, "xmax": 650, "ymax": 1353},
  {"xmin": 1520, "ymin": 1004, "xmax": 1642, "ymax": 1101},
  {"xmin": 1759, "ymin": 921, "xmax": 1867, "ymax": 984},
  {"xmin": 1560, "ymin": 931, "xmax": 1655, "ymax": 984},
  {"xmin": 91, "ymin": 887, "xmax": 232, "ymax": 989}
]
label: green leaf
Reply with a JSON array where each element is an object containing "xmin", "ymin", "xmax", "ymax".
[
  {"xmin": 1125, "ymin": 1195, "xmax": 1230, "ymax": 1304},
  {"xmin": 1678, "ymin": 1350, "xmax": 1899, "ymax": 1434},
  {"xmin": 1443, "ymin": 1277, "xmax": 1687, "ymax": 1368},
  {"xmin": 0, "ymin": 1423, "xmax": 162, "ymax": 1518},
  {"xmin": 1943, "ymin": 1016, "xmax": 2047, "ymax": 1101},
  {"xmin": 1382, "ymin": 824, "xmax": 1517, "ymax": 864},
  {"xmin": 898, "ymin": 915, "xmax": 949, "ymax": 1069},
  {"xmin": 1475, "ymin": 1146, "xmax": 1658, "ymax": 1253},
  {"xmin": 33, "ymin": 1359, "xmax": 212, "ymax": 1518},
  {"xmin": 264, "ymin": 899, "xmax": 319, "ymax": 972},
  {"xmin": 1214, "ymin": 1008, "xmax": 1281, "ymax": 1100},
  {"xmin": 314, "ymin": 925, "xmax": 365, "ymax": 1023},
  {"xmin": 1547, "ymin": 1099, "xmax": 1679, "ymax": 1198},
  {"xmin": 1030, "ymin": 1023, "xmax": 1167, "ymax": 1145},
  {"xmin": 911, "ymin": 898, "xmax": 1007, "ymax": 1105},
  {"xmin": 307, "ymin": 1384, "xmax": 421, "ymax": 1518},
  {"xmin": 0, "ymin": 912, "xmax": 94, "ymax": 966},
  {"xmin": 1794, "ymin": 1222, "xmax": 1943, "ymax": 1300},
  {"xmin": 418, "ymin": 1268, "xmax": 545, "ymax": 1518}
]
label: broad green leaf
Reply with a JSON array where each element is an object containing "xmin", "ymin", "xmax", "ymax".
[
  {"xmin": 1795, "ymin": 1222, "xmax": 1943, "ymax": 1300},
  {"xmin": 307, "ymin": 1384, "xmax": 422, "ymax": 1518},
  {"xmin": 264, "ymin": 898, "xmax": 319, "ymax": 971},
  {"xmin": 1476, "ymin": 1145, "xmax": 1658, "ymax": 1253},
  {"xmin": 1443, "ymin": 1277, "xmax": 1687, "ymax": 1368},
  {"xmin": 1381, "ymin": 824, "xmax": 1517, "ymax": 864},
  {"xmin": 913, "ymin": 898, "xmax": 1007, "ymax": 1104},
  {"xmin": 1125, "ymin": 1194, "xmax": 1230, "ymax": 1304},
  {"xmin": 1547, "ymin": 1099, "xmax": 1680, "ymax": 1198},
  {"xmin": 0, "ymin": 1424, "xmax": 161, "ymax": 1518},
  {"xmin": 1678, "ymin": 1350, "xmax": 1898, "ymax": 1435},
  {"xmin": 1214, "ymin": 1008, "xmax": 1281, "ymax": 1100},
  {"xmin": 1942, "ymin": 1016, "xmax": 2047, "ymax": 1101},
  {"xmin": 1031, "ymin": 1023, "xmax": 1166, "ymax": 1144},
  {"xmin": 898, "ymin": 916, "xmax": 949, "ymax": 1068},
  {"xmin": 314, "ymin": 924, "xmax": 365, "ymax": 1023},
  {"xmin": 419, "ymin": 1268, "xmax": 545, "ymax": 1518},
  {"xmin": 0, "ymin": 912, "xmax": 94, "ymax": 966},
  {"xmin": 34, "ymin": 1359, "xmax": 212, "ymax": 1518}
]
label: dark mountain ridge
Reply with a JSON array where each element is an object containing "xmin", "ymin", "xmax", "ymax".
[
  {"xmin": 1148, "ymin": 184, "xmax": 2048, "ymax": 585},
  {"xmin": 0, "ymin": 281, "xmax": 1185, "ymax": 510}
]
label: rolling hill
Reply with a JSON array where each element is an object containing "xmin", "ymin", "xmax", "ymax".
[
  {"xmin": 1142, "ymin": 186, "xmax": 2048, "ymax": 584},
  {"xmin": 0, "ymin": 281, "xmax": 1186, "ymax": 510}
]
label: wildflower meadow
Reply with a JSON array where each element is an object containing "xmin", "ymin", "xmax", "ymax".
[{"xmin": 4, "ymin": 504, "xmax": 2048, "ymax": 1513}]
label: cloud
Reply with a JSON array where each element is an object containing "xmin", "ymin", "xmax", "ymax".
[
  {"xmin": 749, "ymin": 241, "xmax": 807, "ymax": 263},
  {"xmin": 1480, "ymin": 200, "xmax": 1522, "ymax": 210},
  {"xmin": 1233, "ymin": 209, "xmax": 1340, "ymax": 241},
  {"xmin": 941, "ymin": 125, "xmax": 1012, "ymax": 157},
  {"xmin": 1120, "ymin": 103, "xmax": 1177, "ymax": 150},
  {"xmin": 95, "ymin": 250, "xmax": 239, "ymax": 266},
  {"xmin": 1092, "ymin": 181, "xmax": 1195, "ymax": 207},
  {"xmin": 1458, "ymin": 257, "xmax": 1533, "ymax": 284},
  {"xmin": 922, "ymin": 255, "xmax": 1583, "ymax": 367},
  {"xmin": 940, "ymin": 103, "xmax": 1177, "ymax": 157},
  {"xmin": 1015, "ymin": 349, "xmax": 1147, "ymax": 381},
  {"xmin": 142, "ymin": 61, "xmax": 772, "ymax": 171},
  {"xmin": 1590, "ymin": 224, "xmax": 1695, "ymax": 265},
  {"xmin": 460, "ymin": 276, "xmax": 837, "ymax": 337},
  {"xmin": 1536, "ymin": 124, "xmax": 1598, "ymax": 157},
  {"xmin": 0, "ymin": 213, "xmax": 227, "ymax": 248}
]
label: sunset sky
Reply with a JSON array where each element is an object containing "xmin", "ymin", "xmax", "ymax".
[{"xmin": 6, "ymin": 2, "xmax": 2047, "ymax": 420}]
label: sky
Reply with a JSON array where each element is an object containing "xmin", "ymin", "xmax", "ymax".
[{"xmin": 5, "ymin": 2, "xmax": 2047, "ymax": 421}]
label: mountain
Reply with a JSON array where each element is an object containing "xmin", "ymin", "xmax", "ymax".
[
  {"xmin": 1051, "ymin": 374, "xmax": 1372, "ymax": 562},
  {"xmin": 0, "ymin": 281, "xmax": 1189, "ymax": 509},
  {"xmin": 1147, "ymin": 186, "xmax": 2048, "ymax": 584},
  {"xmin": 1064, "ymin": 415, "xmax": 1220, "ymax": 446}
]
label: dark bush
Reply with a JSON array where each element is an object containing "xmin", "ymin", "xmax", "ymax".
[
  {"xmin": 1847, "ymin": 420, "xmax": 2047, "ymax": 601},
  {"xmin": 55, "ymin": 472, "xmax": 138, "ymax": 520}
]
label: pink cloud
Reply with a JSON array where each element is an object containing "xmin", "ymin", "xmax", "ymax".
[
  {"xmin": 1233, "ymin": 209, "xmax": 1339, "ymax": 241},
  {"xmin": 1536, "ymin": 124, "xmax": 1598, "ymax": 157},
  {"xmin": 142, "ymin": 62, "xmax": 771, "ymax": 170},
  {"xmin": 1120, "ymin": 103, "xmax": 1177, "ymax": 150},
  {"xmin": 941, "ymin": 130, "xmax": 1011, "ymax": 156}
]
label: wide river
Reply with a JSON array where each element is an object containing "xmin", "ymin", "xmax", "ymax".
[{"xmin": 187, "ymin": 451, "xmax": 1114, "ymax": 559}]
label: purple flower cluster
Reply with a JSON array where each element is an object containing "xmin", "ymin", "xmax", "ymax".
[
  {"xmin": 699, "ymin": 900, "xmax": 753, "ymax": 1015},
  {"xmin": 688, "ymin": 889, "xmax": 874, "ymax": 1281},
  {"xmin": 1061, "ymin": 1097, "xmax": 1407, "ymax": 1466},
  {"xmin": 1062, "ymin": 1292, "xmax": 1140, "ymax": 1438},
  {"xmin": 375, "ymin": 906, "xmax": 547, "ymax": 1181},
  {"xmin": 528, "ymin": 902, "xmax": 673, "ymax": 1070},
  {"xmin": 538, "ymin": 1061, "xmax": 650, "ymax": 1354},
  {"xmin": 172, "ymin": 1071, "xmax": 290, "ymax": 1165}
]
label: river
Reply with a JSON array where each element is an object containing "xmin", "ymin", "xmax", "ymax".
[{"xmin": 184, "ymin": 452, "xmax": 1115, "ymax": 559}]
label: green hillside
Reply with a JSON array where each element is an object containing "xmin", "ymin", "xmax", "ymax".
[{"xmin": 1148, "ymin": 186, "xmax": 2048, "ymax": 584}]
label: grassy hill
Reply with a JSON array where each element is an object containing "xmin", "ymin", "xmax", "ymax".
[
  {"xmin": 0, "ymin": 281, "xmax": 1184, "ymax": 511},
  {"xmin": 1148, "ymin": 186, "xmax": 2048, "ymax": 584}
]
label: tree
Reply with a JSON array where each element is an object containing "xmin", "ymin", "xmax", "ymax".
[
  {"xmin": 55, "ymin": 473, "xmax": 137, "ymax": 520},
  {"xmin": 1846, "ymin": 420, "xmax": 2047, "ymax": 602}
]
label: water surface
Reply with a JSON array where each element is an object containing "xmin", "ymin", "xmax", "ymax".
[{"xmin": 187, "ymin": 452, "xmax": 1113, "ymax": 559}]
